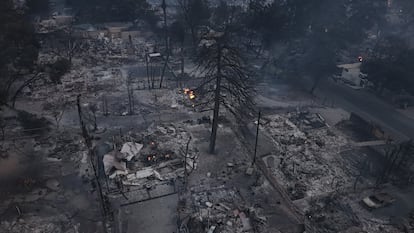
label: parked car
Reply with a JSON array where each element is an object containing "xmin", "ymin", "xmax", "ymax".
[{"xmin": 361, "ymin": 192, "xmax": 395, "ymax": 210}]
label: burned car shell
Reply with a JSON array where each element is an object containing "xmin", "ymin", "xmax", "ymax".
[{"xmin": 361, "ymin": 193, "xmax": 395, "ymax": 209}]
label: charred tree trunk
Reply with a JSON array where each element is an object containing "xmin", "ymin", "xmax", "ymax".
[
  {"xmin": 11, "ymin": 72, "xmax": 41, "ymax": 108},
  {"xmin": 102, "ymin": 97, "xmax": 109, "ymax": 116},
  {"xmin": 395, "ymin": 141, "xmax": 414, "ymax": 170},
  {"xmin": 127, "ymin": 75, "xmax": 134, "ymax": 115},
  {"xmin": 376, "ymin": 144, "xmax": 401, "ymax": 185},
  {"xmin": 190, "ymin": 26, "xmax": 197, "ymax": 49},
  {"xmin": 252, "ymin": 111, "xmax": 261, "ymax": 165},
  {"xmin": 3, "ymin": 75, "xmax": 19, "ymax": 104},
  {"xmin": 0, "ymin": 121, "xmax": 5, "ymax": 140},
  {"xmin": 353, "ymin": 156, "xmax": 369, "ymax": 191},
  {"xmin": 181, "ymin": 46, "xmax": 185, "ymax": 76},
  {"xmin": 177, "ymin": 45, "xmax": 185, "ymax": 88},
  {"xmin": 184, "ymin": 136, "xmax": 192, "ymax": 190},
  {"xmin": 209, "ymin": 44, "xmax": 222, "ymax": 154},
  {"xmin": 127, "ymin": 87, "xmax": 134, "ymax": 115},
  {"xmin": 310, "ymin": 76, "xmax": 322, "ymax": 95},
  {"xmin": 92, "ymin": 111, "xmax": 97, "ymax": 130},
  {"xmin": 53, "ymin": 110, "xmax": 64, "ymax": 130}
]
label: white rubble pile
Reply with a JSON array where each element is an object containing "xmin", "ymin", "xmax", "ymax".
[
  {"xmin": 104, "ymin": 123, "xmax": 197, "ymax": 188},
  {"xmin": 120, "ymin": 142, "xmax": 144, "ymax": 161},
  {"xmin": 103, "ymin": 151, "xmax": 128, "ymax": 176},
  {"xmin": 104, "ymin": 142, "xmax": 144, "ymax": 178}
]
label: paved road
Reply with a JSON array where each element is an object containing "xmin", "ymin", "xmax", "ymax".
[
  {"xmin": 258, "ymin": 78, "xmax": 414, "ymax": 141},
  {"xmin": 311, "ymin": 79, "xmax": 414, "ymax": 141}
]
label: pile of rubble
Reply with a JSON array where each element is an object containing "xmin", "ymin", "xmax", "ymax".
[
  {"xmin": 262, "ymin": 112, "xmax": 352, "ymax": 200},
  {"xmin": 289, "ymin": 111, "xmax": 327, "ymax": 130},
  {"xmin": 0, "ymin": 216, "xmax": 78, "ymax": 233},
  {"xmin": 302, "ymin": 191, "xmax": 407, "ymax": 233},
  {"xmin": 0, "ymin": 124, "xmax": 102, "ymax": 233},
  {"xmin": 179, "ymin": 187, "xmax": 267, "ymax": 233},
  {"xmin": 305, "ymin": 194, "xmax": 362, "ymax": 233},
  {"xmin": 103, "ymin": 123, "xmax": 197, "ymax": 190}
]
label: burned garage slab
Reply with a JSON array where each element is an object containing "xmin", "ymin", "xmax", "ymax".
[{"xmin": 117, "ymin": 193, "xmax": 179, "ymax": 233}]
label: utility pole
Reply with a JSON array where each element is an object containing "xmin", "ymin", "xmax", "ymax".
[
  {"xmin": 252, "ymin": 111, "xmax": 261, "ymax": 166},
  {"xmin": 184, "ymin": 136, "xmax": 192, "ymax": 190},
  {"xmin": 160, "ymin": 0, "xmax": 169, "ymax": 88},
  {"xmin": 145, "ymin": 51, "xmax": 150, "ymax": 89},
  {"xmin": 162, "ymin": 0, "xmax": 168, "ymax": 54}
]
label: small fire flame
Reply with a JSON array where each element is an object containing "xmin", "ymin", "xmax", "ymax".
[
  {"xmin": 183, "ymin": 88, "xmax": 196, "ymax": 100},
  {"xmin": 147, "ymin": 155, "xmax": 157, "ymax": 161},
  {"xmin": 189, "ymin": 91, "xmax": 196, "ymax": 100}
]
